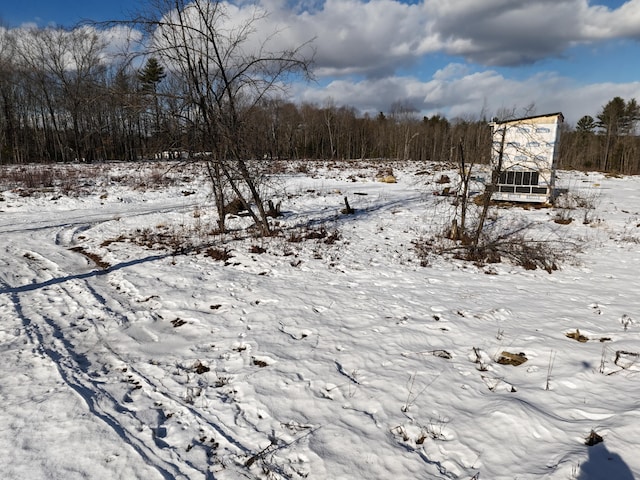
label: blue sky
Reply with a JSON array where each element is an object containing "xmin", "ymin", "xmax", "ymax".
[
  {"xmin": 1, "ymin": 1, "xmax": 134, "ymax": 27},
  {"xmin": 2, "ymin": 0, "xmax": 640, "ymax": 124}
]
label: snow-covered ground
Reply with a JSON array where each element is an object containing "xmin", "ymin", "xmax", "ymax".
[{"xmin": 1, "ymin": 161, "xmax": 639, "ymax": 480}]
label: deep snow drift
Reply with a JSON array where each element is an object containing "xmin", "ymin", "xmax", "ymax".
[{"xmin": 1, "ymin": 161, "xmax": 639, "ymax": 479}]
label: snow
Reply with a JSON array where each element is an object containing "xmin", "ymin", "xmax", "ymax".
[{"xmin": 1, "ymin": 161, "xmax": 639, "ymax": 479}]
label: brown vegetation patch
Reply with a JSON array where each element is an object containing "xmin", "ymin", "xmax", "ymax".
[
  {"xmin": 566, "ymin": 329, "xmax": 589, "ymax": 343},
  {"xmin": 193, "ymin": 361, "xmax": 211, "ymax": 374},
  {"xmin": 585, "ymin": 430, "xmax": 604, "ymax": 446},
  {"xmin": 496, "ymin": 351, "xmax": 528, "ymax": 366},
  {"xmin": 553, "ymin": 216, "xmax": 573, "ymax": 225},
  {"xmin": 252, "ymin": 357, "xmax": 268, "ymax": 368},
  {"xmin": 375, "ymin": 166, "xmax": 396, "ymax": 183},
  {"xmin": 69, "ymin": 246, "xmax": 111, "ymax": 269},
  {"xmin": 223, "ymin": 198, "xmax": 246, "ymax": 216},
  {"xmin": 101, "ymin": 235, "xmax": 127, "ymax": 248},
  {"xmin": 377, "ymin": 175, "xmax": 397, "ymax": 184},
  {"xmin": 205, "ymin": 247, "xmax": 232, "ymax": 261},
  {"xmin": 287, "ymin": 225, "xmax": 340, "ymax": 244},
  {"xmin": 249, "ymin": 245, "xmax": 267, "ymax": 254},
  {"xmin": 171, "ymin": 318, "xmax": 187, "ymax": 328}
]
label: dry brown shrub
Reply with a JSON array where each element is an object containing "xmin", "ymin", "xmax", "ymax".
[{"xmin": 205, "ymin": 247, "xmax": 232, "ymax": 261}]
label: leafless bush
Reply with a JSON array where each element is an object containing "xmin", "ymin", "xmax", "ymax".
[
  {"xmin": 486, "ymin": 236, "xmax": 564, "ymax": 272},
  {"xmin": 287, "ymin": 225, "xmax": 341, "ymax": 244},
  {"xmin": 133, "ymin": 165, "xmax": 183, "ymax": 190},
  {"xmin": 414, "ymin": 229, "xmax": 571, "ymax": 272},
  {"xmin": 106, "ymin": 224, "xmax": 199, "ymax": 253},
  {"xmin": 555, "ymin": 188, "xmax": 601, "ymax": 225},
  {"xmin": 1, "ymin": 165, "xmax": 67, "ymax": 191}
]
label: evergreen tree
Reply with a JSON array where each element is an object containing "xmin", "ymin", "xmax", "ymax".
[
  {"xmin": 576, "ymin": 115, "xmax": 596, "ymax": 133},
  {"xmin": 138, "ymin": 57, "xmax": 166, "ymax": 93},
  {"xmin": 138, "ymin": 57, "xmax": 166, "ymax": 137},
  {"xmin": 596, "ymin": 97, "xmax": 640, "ymax": 170}
]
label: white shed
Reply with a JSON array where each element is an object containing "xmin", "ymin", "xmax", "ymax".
[{"xmin": 489, "ymin": 112, "xmax": 563, "ymax": 203}]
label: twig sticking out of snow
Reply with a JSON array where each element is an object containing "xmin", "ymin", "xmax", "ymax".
[{"xmin": 335, "ymin": 361, "xmax": 360, "ymax": 384}]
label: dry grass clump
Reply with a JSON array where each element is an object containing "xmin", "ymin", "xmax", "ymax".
[
  {"xmin": 69, "ymin": 246, "xmax": 111, "ymax": 269},
  {"xmin": 193, "ymin": 361, "xmax": 211, "ymax": 374},
  {"xmin": 375, "ymin": 166, "xmax": 396, "ymax": 183},
  {"xmin": 565, "ymin": 329, "xmax": 589, "ymax": 343},
  {"xmin": 249, "ymin": 245, "xmax": 267, "ymax": 254},
  {"xmin": 205, "ymin": 247, "xmax": 232, "ymax": 262},
  {"xmin": 496, "ymin": 351, "xmax": 528, "ymax": 366},
  {"xmin": 0, "ymin": 164, "xmax": 88, "ymax": 195},
  {"xmin": 287, "ymin": 225, "xmax": 340, "ymax": 244}
]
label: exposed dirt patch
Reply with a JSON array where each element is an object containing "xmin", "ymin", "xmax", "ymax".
[{"xmin": 69, "ymin": 246, "xmax": 111, "ymax": 269}]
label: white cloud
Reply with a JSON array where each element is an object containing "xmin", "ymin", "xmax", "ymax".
[
  {"xmin": 432, "ymin": 63, "xmax": 471, "ymax": 81},
  {"xmin": 259, "ymin": 0, "xmax": 640, "ymax": 122},
  {"xmin": 292, "ymin": 66, "xmax": 640, "ymax": 124},
  {"xmin": 98, "ymin": 25, "xmax": 144, "ymax": 60},
  {"xmin": 252, "ymin": 0, "xmax": 640, "ymax": 70}
]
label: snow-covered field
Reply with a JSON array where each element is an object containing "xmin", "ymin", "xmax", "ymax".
[{"xmin": 1, "ymin": 161, "xmax": 639, "ymax": 480}]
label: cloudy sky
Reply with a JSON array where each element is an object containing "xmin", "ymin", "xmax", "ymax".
[{"xmin": 2, "ymin": 0, "xmax": 640, "ymax": 124}]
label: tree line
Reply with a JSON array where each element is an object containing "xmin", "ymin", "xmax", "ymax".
[{"xmin": 1, "ymin": 24, "xmax": 639, "ymax": 174}]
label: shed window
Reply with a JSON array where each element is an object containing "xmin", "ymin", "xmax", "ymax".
[{"xmin": 499, "ymin": 170, "xmax": 539, "ymax": 186}]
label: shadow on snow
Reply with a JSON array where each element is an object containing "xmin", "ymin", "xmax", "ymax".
[
  {"xmin": 579, "ymin": 443, "xmax": 635, "ymax": 480},
  {"xmin": 0, "ymin": 253, "xmax": 171, "ymax": 295}
]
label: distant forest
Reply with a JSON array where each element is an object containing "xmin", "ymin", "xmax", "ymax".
[{"xmin": 1, "ymin": 26, "xmax": 639, "ymax": 173}]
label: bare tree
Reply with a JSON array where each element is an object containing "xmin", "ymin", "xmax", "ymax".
[
  {"xmin": 134, "ymin": 0, "xmax": 313, "ymax": 235},
  {"xmin": 14, "ymin": 27, "xmax": 107, "ymax": 162},
  {"xmin": 0, "ymin": 27, "xmax": 18, "ymax": 163}
]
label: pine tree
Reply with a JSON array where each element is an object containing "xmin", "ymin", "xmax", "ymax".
[
  {"xmin": 138, "ymin": 57, "xmax": 166, "ymax": 137},
  {"xmin": 596, "ymin": 97, "xmax": 640, "ymax": 170},
  {"xmin": 576, "ymin": 115, "xmax": 596, "ymax": 133},
  {"xmin": 138, "ymin": 57, "xmax": 166, "ymax": 94}
]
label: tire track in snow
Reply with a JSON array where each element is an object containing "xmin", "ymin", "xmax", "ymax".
[
  {"xmin": 0, "ymin": 199, "xmax": 202, "ymax": 236},
  {"xmin": 1, "ymin": 261, "xmax": 200, "ymax": 479},
  {"xmin": 1, "ymin": 224, "xmax": 256, "ymax": 479},
  {"xmin": 76, "ymin": 276, "xmax": 256, "ymax": 457}
]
